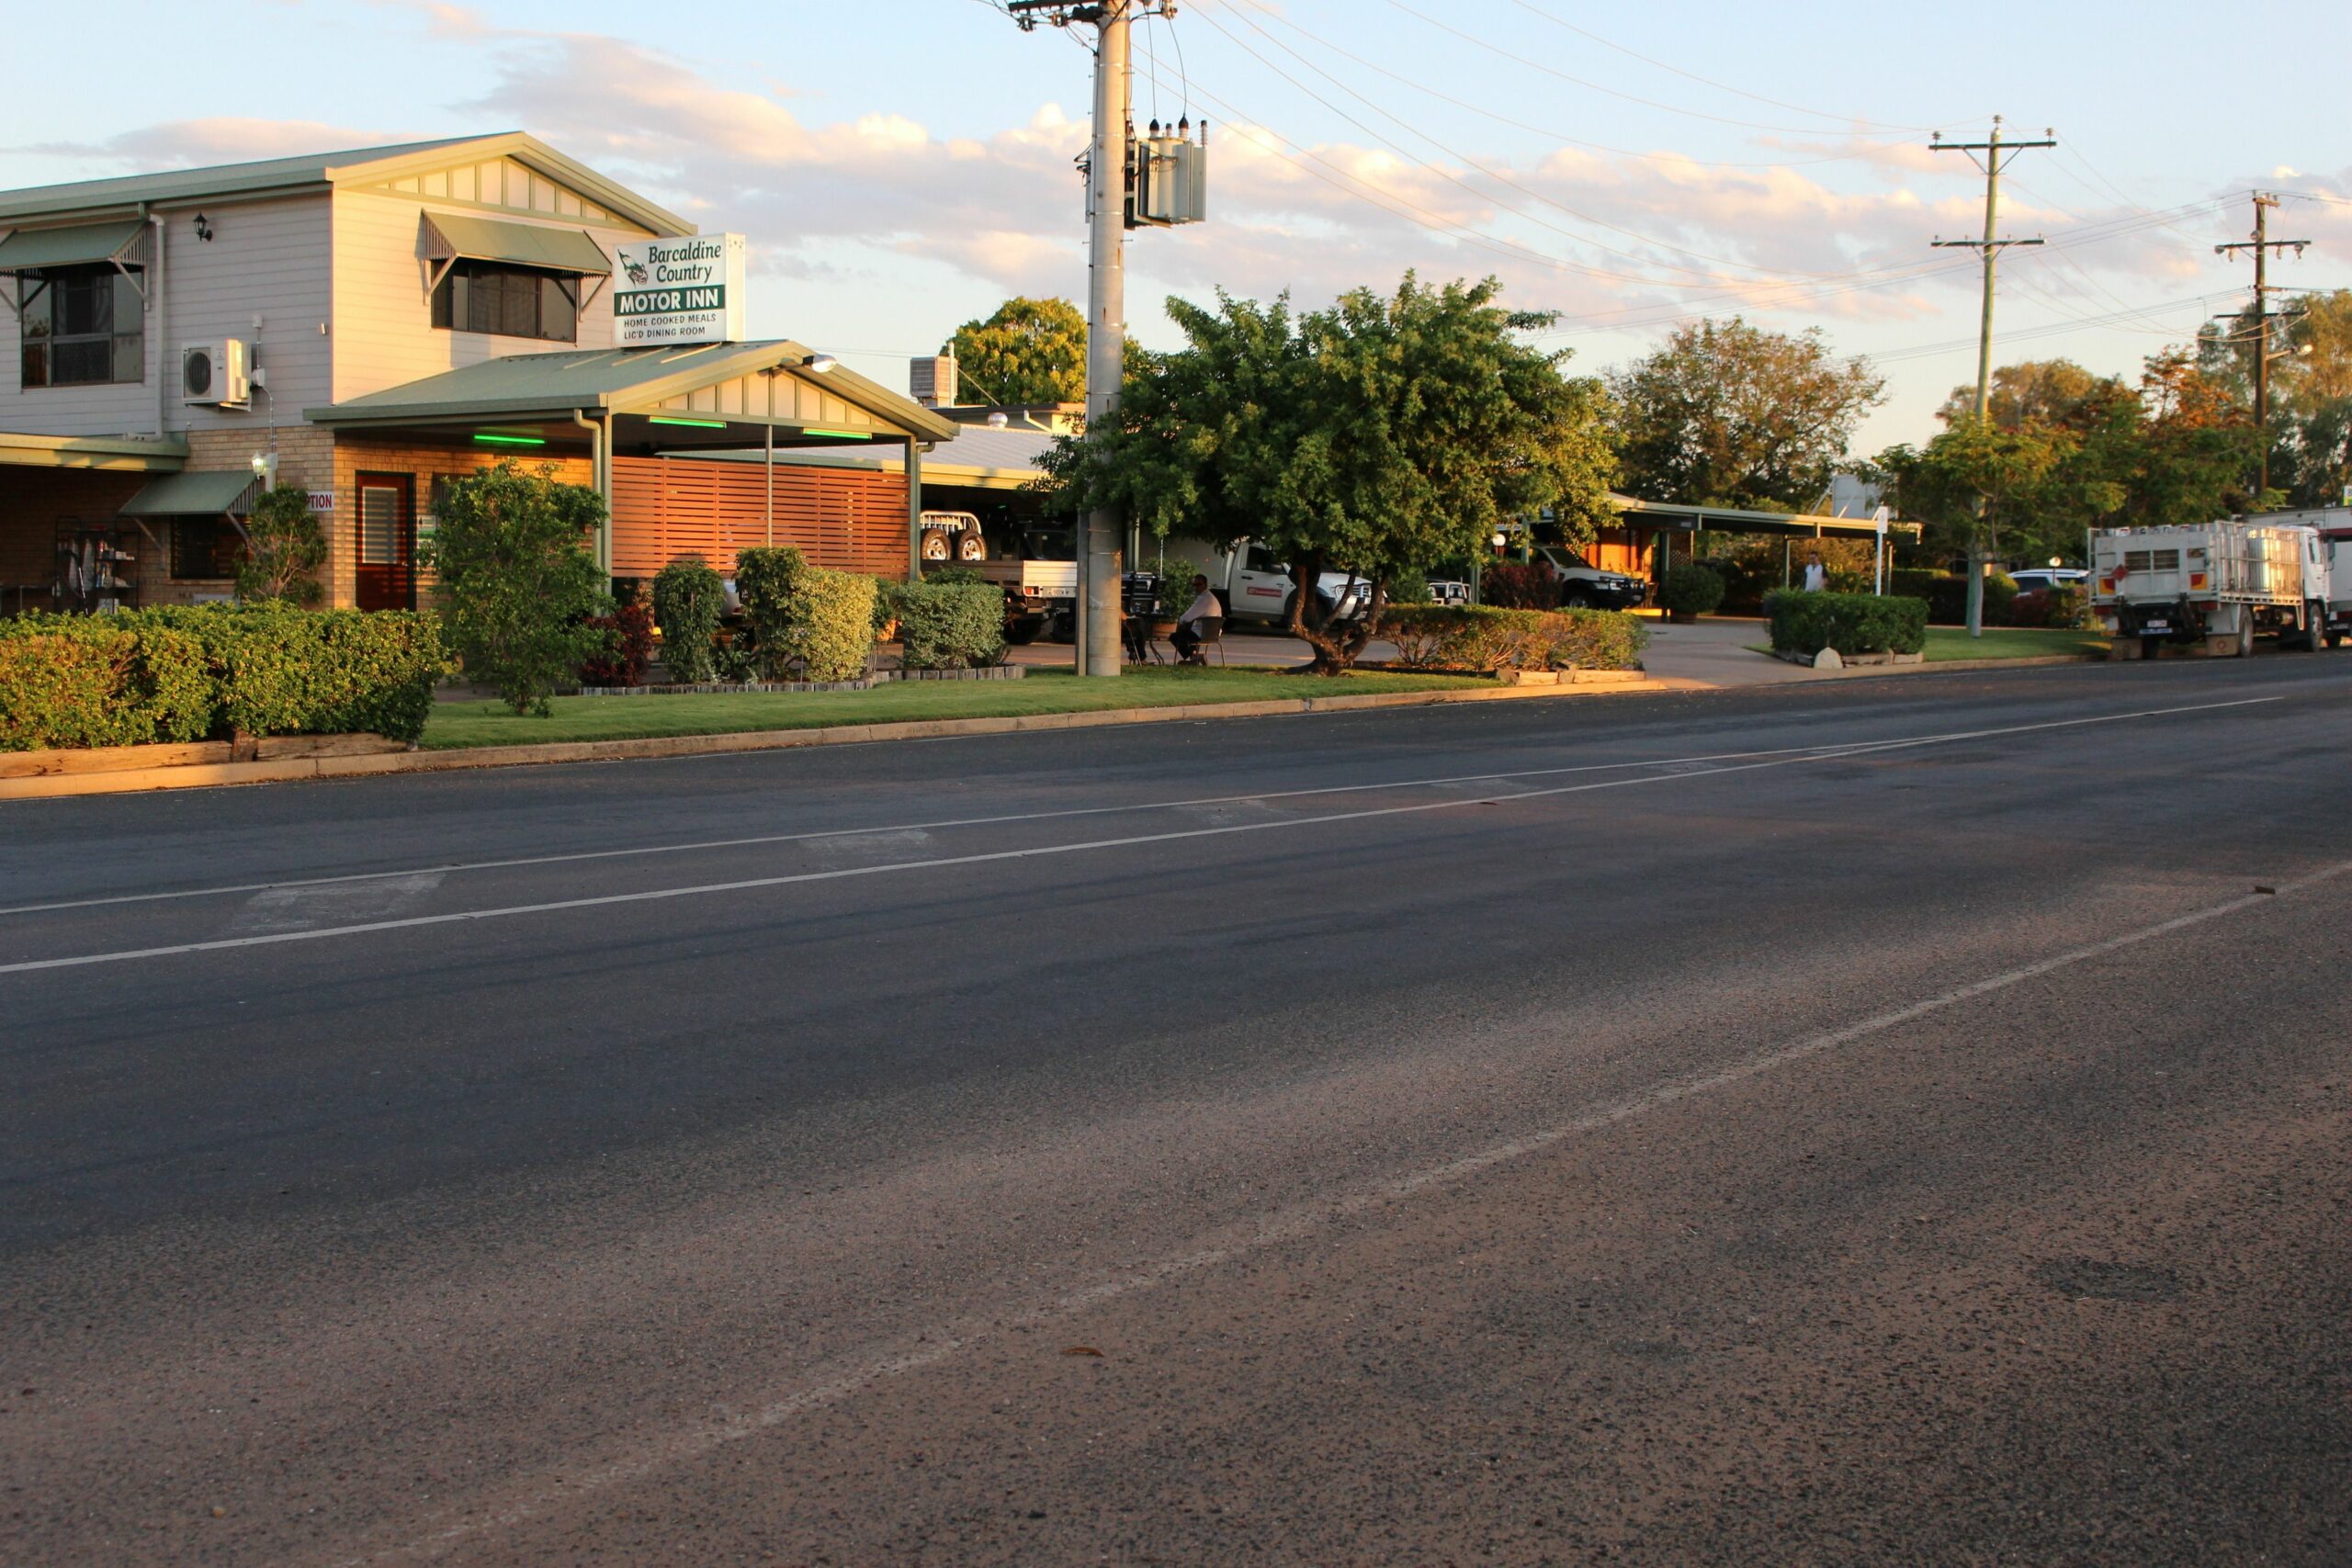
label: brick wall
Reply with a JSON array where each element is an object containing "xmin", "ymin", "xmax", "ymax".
[
  {"xmin": 326, "ymin": 434, "xmax": 592, "ymax": 607},
  {"xmin": 0, "ymin": 467, "xmax": 156, "ymax": 614}
]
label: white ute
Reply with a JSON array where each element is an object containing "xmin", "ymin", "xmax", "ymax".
[{"xmin": 2091, "ymin": 520, "xmax": 2333, "ymax": 658}]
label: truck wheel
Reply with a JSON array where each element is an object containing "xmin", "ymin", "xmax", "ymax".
[
  {"xmin": 1003, "ymin": 618, "xmax": 1040, "ymax": 646},
  {"xmin": 2236, "ymin": 618, "xmax": 2255, "ymax": 658},
  {"xmin": 1563, "ymin": 590, "xmax": 1594, "ymax": 610}
]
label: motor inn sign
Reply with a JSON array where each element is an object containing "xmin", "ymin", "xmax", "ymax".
[{"xmin": 613, "ymin": 233, "xmax": 747, "ymax": 346}]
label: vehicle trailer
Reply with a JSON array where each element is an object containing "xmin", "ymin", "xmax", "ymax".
[{"xmin": 2091, "ymin": 521, "xmax": 2331, "ymax": 659}]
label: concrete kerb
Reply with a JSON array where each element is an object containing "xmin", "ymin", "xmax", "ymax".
[{"xmin": 0, "ymin": 672, "xmax": 1657, "ymax": 801}]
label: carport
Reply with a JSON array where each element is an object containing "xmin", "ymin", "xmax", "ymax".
[{"xmin": 1606, "ymin": 494, "xmax": 1921, "ymax": 587}]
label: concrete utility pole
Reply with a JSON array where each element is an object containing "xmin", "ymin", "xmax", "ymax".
[
  {"xmin": 2215, "ymin": 193, "xmax": 2311, "ymax": 499},
  {"xmin": 1931, "ymin": 117, "xmax": 2054, "ymax": 637},
  {"xmin": 1007, "ymin": 0, "xmax": 1170, "ymax": 677}
]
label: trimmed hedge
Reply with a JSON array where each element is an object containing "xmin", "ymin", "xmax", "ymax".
[
  {"xmin": 895, "ymin": 580, "xmax": 1006, "ymax": 670},
  {"xmin": 0, "ymin": 605, "xmax": 447, "ymax": 750},
  {"xmin": 0, "ymin": 618, "xmax": 210, "ymax": 750},
  {"xmin": 1381, "ymin": 604, "xmax": 1646, "ymax": 672},
  {"xmin": 1762, "ymin": 591, "xmax": 1928, "ymax": 657}
]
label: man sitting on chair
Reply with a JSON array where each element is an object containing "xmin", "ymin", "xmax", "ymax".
[{"xmin": 1170, "ymin": 574, "xmax": 1223, "ymax": 664}]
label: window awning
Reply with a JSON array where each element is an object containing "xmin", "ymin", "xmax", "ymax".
[
  {"xmin": 119, "ymin": 469, "xmax": 259, "ymax": 517},
  {"xmin": 0, "ymin": 219, "xmax": 149, "ymax": 272},
  {"xmin": 424, "ymin": 212, "xmax": 612, "ymax": 276}
]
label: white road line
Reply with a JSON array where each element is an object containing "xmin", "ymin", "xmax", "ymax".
[
  {"xmin": 0, "ymin": 697, "xmax": 2286, "ymax": 978},
  {"xmin": 355, "ymin": 852, "xmax": 2352, "ymax": 1565},
  {"xmin": 0, "ymin": 694, "xmax": 2283, "ymax": 919}
]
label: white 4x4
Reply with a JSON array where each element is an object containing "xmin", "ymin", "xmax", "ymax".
[{"xmin": 1533, "ymin": 546, "xmax": 1647, "ymax": 610}]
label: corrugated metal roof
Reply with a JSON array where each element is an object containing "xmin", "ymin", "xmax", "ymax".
[
  {"xmin": 698, "ymin": 424, "xmax": 1054, "ymax": 485},
  {"xmin": 119, "ymin": 469, "xmax": 258, "ymax": 516},
  {"xmin": 305, "ymin": 342, "xmax": 961, "ymax": 442},
  {"xmin": 424, "ymin": 212, "xmax": 612, "ymax": 275},
  {"xmin": 0, "ymin": 219, "xmax": 149, "ymax": 271},
  {"xmin": 0, "ymin": 133, "xmax": 692, "ymax": 236},
  {"xmin": 0, "ymin": 137, "xmax": 488, "ymax": 220}
]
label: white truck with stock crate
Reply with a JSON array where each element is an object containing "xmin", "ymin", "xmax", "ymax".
[{"xmin": 2091, "ymin": 520, "xmax": 2334, "ymax": 658}]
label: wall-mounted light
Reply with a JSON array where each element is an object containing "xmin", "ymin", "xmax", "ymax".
[
  {"xmin": 801, "ymin": 353, "xmax": 838, "ymax": 374},
  {"xmin": 192, "ymin": 213, "xmax": 213, "ymax": 242}
]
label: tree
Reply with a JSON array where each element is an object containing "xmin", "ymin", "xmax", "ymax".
[
  {"xmin": 1040, "ymin": 274, "xmax": 1618, "ymax": 672},
  {"xmin": 1880, "ymin": 417, "xmax": 2073, "ymax": 571},
  {"xmin": 944, "ymin": 297, "xmax": 1087, "ymax": 405},
  {"xmin": 1610, "ymin": 317, "xmax": 1885, "ymax": 510},
  {"xmin": 419, "ymin": 461, "xmax": 609, "ymax": 716},
  {"xmin": 233, "ymin": 484, "xmax": 327, "ymax": 606},
  {"xmin": 2128, "ymin": 349, "xmax": 2258, "ymax": 525},
  {"xmin": 2199, "ymin": 288, "xmax": 2352, "ymax": 508}
]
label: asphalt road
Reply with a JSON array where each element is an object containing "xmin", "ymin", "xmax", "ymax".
[{"xmin": 5, "ymin": 658, "xmax": 2348, "ymax": 1565}]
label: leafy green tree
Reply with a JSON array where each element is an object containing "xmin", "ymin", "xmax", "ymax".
[
  {"xmin": 233, "ymin": 484, "xmax": 327, "ymax": 606},
  {"xmin": 1610, "ymin": 317, "xmax": 1885, "ymax": 510},
  {"xmin": 2199, "ymin": 288, "xmax": 2352, "ymax": 507},
  {"xmin": 1040, "ymin": 274, "xmax": 1618, "ymax": 671},
  {"xmin": 1878, "ymin": 417, "xmax": 2071, "ymax": 631},
  {"xmin": 419, "ymin": 461, "xmax": 608, "ymax": 715},
  {"xmin": 2126, "ymin": 349, "xmax": 2259, "ymax": 524},
  {"xmin": 944, "ymin": 297, "xmax": 1087, "ymax": 405}
]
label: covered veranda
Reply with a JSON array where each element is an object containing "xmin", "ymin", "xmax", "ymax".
[
  {"xmin": 1597, "ymin": 493, "xmax": 1923, "ymax": 588},
  {"xmin": 305, "ymin": 341, "xmax": 961, "ymax": 599}
]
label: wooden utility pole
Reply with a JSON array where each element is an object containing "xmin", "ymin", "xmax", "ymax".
[
  {"xmin": 2215, "ymin": 193, "xmax": 2311, "ymax": 497},
  {"xmin": 1005, "ymin": 0, "xmax": 1178, "ymax": 676},
  {"xmin": 1930, "ymin": 117, "xmax": 2054, "ymax": 637}
]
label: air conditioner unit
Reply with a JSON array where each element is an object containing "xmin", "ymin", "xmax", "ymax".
[{"xmin": 182, "ymin": 339, "xmax": 251, "ymax": 407}]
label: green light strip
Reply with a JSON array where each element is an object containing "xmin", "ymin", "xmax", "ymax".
[
  {"xmin": 649, "ymin": 416, "xmax": 729, "ymax": 429},
  {"xmin": 805, "ymin": 429, "xmax": 874, "ymax": 441},
  {"xmin": 473, "ymin": 434, "xmax": 547, "ymax": 447}
]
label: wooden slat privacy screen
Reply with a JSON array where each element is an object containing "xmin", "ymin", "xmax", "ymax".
[{"xmin": 608, "ymin": 457, "xmax": 909, "ymax": 578}]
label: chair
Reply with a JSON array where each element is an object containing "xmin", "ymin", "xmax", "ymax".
[{"xmin": 1180, "ymin": 615, "xmax": 1226, "ymax": 665}]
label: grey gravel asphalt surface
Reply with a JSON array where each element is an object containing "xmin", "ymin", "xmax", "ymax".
[{"xmin": 4, "ymin": 657, "xmax": 2348, "ymax": 1565}]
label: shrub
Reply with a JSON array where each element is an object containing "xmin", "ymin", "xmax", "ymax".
[
  {"xmin": 0, "ymin": 616, "xmax": 210, "ymax": 750},
  {"xmin": 922, "ymin": 564, "xmax": 988, "ymax": 587},
  {"xmin": 1657, "ymin": 560, "xmax": 1725, "ymax": 616},
  {"xmin": 137, "ymin": 604, "xmax": 448, "ymax": 742},
  {"xmin": 234, "ymin": 484, "xmax": 326, "ymax": 606},
  {"xmin": 421, "ymin": 461, "xmax": 608, "ymax": 716},
  {"xmin": 1763, "ymin": 591, "xmax": 1928, "ymax": 656},
  {"xmin": 1385, "ymin": 565, "xmax": 1430, "ymax": 607},
  {"xmin": 0, "ymin": 606, "xmax": 446, "ymax": 750},
  {"xmin": 896, "ymin": 581, "xmax": 1008, "ymax": 670},
  {"xmin": 734, "ymin": 546, "xmax": 876, "ymax": 681},
  {"xmin": 1478, "ymin": 560, "xmax": 1558, "ymax": 609},
  {"xmin": 1150, "ymin": 556, "xmax": 1204, "ymax": 618},
  {"xmin": 1380, "ymin": 604, "xmax": 1646, "ymax": 672},
  {"xmin": 651, "ymin": 555, "xmax": 725, "ymax": 683},
  {"xmin": 1890, "ymin": 568, "xmax": 2017, "ymax": 626},
  {"xmin": 580, "ymin": 593, "xmax": 655, "ymax": 687}
]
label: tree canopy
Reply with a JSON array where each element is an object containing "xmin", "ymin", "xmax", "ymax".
[
  {"xmin": 944, "ymin": 296, "xmax": 1087, "ymax": 405},
  {"xmin": 1609, "ymin": 317, "xmax": 1885, "ymax": 511},
  {"xmin": 1038, "ymin": 273, "xmax": 1618, "ymax": 671},
  {"xmin": 2199, "ymin": 288, "xmax": 2352, "ymax": 508}
]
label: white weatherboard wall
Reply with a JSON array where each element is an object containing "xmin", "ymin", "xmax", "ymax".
[
  {"xmin": 0, "ymin": 196, "xmax": 334, "ymax": 441},
  {"xmin": 330, "ymin": 184, "xmax": 660, "ymax": 403}
]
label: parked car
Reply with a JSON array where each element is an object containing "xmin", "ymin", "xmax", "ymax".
[
  {"xmin": 1532, "ymin": 545, "xmax": 1647, "ymax": 610},
  {"xmin": 1424, "ymin": 579, "xmax": 1471, "ymax": 606},
  {"xmin": 2008, "ymin": 567, "xmax": 2087, "ymax": 593},
  {"xmin": 1159, "ymin": 537, "xmax": 1373, "ymax": 626}
]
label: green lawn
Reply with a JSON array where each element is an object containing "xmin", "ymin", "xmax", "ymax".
[
  {"xmin": 1923, "ymin": 626, "xmax": 2106, "ymax": 660},
  {"xmin": 422, "ymin": 665, "xmax": 1497, "ymax": 750}
]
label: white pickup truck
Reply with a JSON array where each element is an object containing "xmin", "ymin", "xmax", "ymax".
[
  {"xmin": 1154, "ymin": 537, "xmax": 1374, "ymax": 626},
  {"xmin": 921, "ymin": 511, "xmax": 1079, "ymax": 643},
  {"xmin": 2092, "ymin": 520, "xmax": 2333, "ymax": 657}
]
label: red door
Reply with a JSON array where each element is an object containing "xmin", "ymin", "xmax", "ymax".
[{"xmin": 354, "ymin": 473, "xmax": 415, "ymax": 611}]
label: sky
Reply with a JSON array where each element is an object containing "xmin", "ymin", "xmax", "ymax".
[{"xmin": 5, "ymin": 0, "xmax": 2346, "ymax": 456}]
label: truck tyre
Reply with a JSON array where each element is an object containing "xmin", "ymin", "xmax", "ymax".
[
  {"xmin": 1563, "ymin": 589, "xmax": 1594, "ymax": 610},
  {"xmin": 1003, "ymin": 618, "xmax": 1040, "ymax": 646},
  {"xmin": 2236, "ymin": 617, "xmax": 2255, "ymax": 658}
]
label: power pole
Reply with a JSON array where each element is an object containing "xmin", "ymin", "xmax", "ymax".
[
  {"xmin": 2215, "ymin": 192, "xmax": 2311, "ymax": 498},
  {"xmin": 1006, "ymin": 0, "xmax": 1176, "ymax": 678},
  {"xmin": 1930, "ymin": 116, "xmax": 2054, "ymax": 637}
]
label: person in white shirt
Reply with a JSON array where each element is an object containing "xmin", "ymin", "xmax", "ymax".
[
  {"xmin": 1803, "ymin": 555, "xmax": 1829, "ymax": 593},
  {"xmin": 1171, "ymin": 575, "xmax": 1223, "ymax": 663}
]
